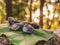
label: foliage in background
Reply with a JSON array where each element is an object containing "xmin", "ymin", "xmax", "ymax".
[
  {"xmin": 12, "ymin": 0, "xmax": 28, "ymax": 20},
  {"xmin": 0, "ymin": 0, "xmax": 6, "ymax": 23},
  {"xmin": 0, "ymin": 0, "xmax": 60, "ymax": 30}
]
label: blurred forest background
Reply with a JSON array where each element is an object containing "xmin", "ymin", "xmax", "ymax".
[{"xmin": 0, "ymin": 0, "xmax": 60, "ymax": 30}]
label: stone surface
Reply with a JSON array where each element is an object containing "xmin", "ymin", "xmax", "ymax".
[
  {"xmin": 0, "ymin": 34, "xmax": 14, "ymax": 45},
  {"xmin": 35, "ymin": 30, "xmax": 60, "ymax": 45},
  {"xmin": 54, "ymin": 30, "xmax": 60, "ymax": 38}
]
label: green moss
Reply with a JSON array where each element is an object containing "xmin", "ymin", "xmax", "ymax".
[{"xmin": 0, "ymin": 27, "xmax": 53, "ymax": 45}]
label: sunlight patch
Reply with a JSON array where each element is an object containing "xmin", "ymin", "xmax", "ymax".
[
  {"xmin": 19, "ymin": 40, "xmax": 37, "ymax": 45},
  {"xmin": 4, "ymin": 32, "xmax": 16, "ymax": 36},
  {"xmin": 13, "ymin": 36, "xmax": 24, "ymax": 40}
]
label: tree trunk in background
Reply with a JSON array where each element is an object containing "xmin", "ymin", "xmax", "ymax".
[
  {"xmin": 39, "ymin": 0, "xmax": 45, "ymax": 29},
  {"xmin": 58, "ymin": 0, "xmax": 60, "ymax": 3},
  {"xmin": 47, "ymin": 11, "xmax": 50, "ymax": 29},
  {"xmin": 5, "ymin": 0, "xmax": 12, "ymax": 20},
  {"xmin": 46, "ymin": 3, "xmax": 50, "ymax": 29},
  {"xmin": 29, "ymin": 0, "xmax": 33, "ymax": 22}
]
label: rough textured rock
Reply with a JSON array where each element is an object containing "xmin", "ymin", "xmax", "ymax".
[
  {"xmin": 35, "ymin": 40, "xmax": 46, "ymax": 45},
  {"xmin": 35, "ymin": 30, "xmax": 60, "ymax": 45},
  {"xmin": 0, "ymin": 34, "xmax": 14, "ymax": 45},
  {"xmin": 28, "ymin": 22, "xmax": 39, "ymax": 29},
  {"xmin": 8, "ymin": 17, "xmax": 39, "ymax": 29},
  {"xmin": 22, "ymin": 24, "xmax": 34, "ymax": 34},
  {"xmin": 8, "ymin": 17, "xmax": 15, "ymax": 25}
]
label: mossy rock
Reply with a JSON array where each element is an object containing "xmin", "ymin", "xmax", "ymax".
[{"xmin": 0, "ymin": 27, "xmax": 53, "ymax": 45}]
